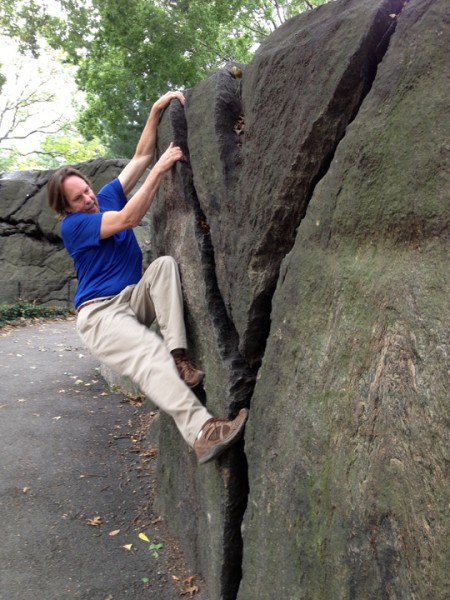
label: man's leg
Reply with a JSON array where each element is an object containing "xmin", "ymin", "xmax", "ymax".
[
  {"xmin": 130, "ymin": 256, "xmax": 204, "ymax": 387},
  {"xmin": 77, "ymin": 295, "xmax": 209, "ymax": 446},
  {"xmin": 76, "ymin": 296, "xmax": 248, "ymax": 462},
  {"xmin": 130, "ymin": 256, "xmax": 186, "ymax": 351}
]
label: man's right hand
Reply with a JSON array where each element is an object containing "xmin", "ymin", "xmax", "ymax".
[{"xmin": 152, "ymin": 91, "xmax": 185, "ymax": 114}]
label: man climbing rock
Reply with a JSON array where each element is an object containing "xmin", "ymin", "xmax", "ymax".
[{"xmin": 47, "ymin": 91, "xmax": 248, "ymax": 464}]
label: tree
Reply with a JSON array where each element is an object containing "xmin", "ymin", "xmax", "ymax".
[
  {"xmin": 2, "ymin": 1, "xmax": 329, "ymax": 158},
  {"xmin": 0, "ymin": 0, "xmax": 59, "ymax": 57},
  {"xmin": 0, "ymin": 125, "xmax": 107, "ymax": 171},
  {"xmin": 0, "ymin": 31, "xmax": 102, "ymax": 171},
  {"xmin": 0, "ymin": 72, "xmax": 61, "ymax": 146},
  {"xmin": 49, "ymin": 0, "xmax": 329, "ymax": 156}
]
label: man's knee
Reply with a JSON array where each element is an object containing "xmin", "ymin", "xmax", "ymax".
[{"xmin": 142, "ymin": 256, "xmax": 179, "ymax": 285}]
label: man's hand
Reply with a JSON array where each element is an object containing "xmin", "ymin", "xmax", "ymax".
[
  {"xmin": 152, "ymin": 91, "xmax": 185, "ymax": 115},
  {"xmin": 154, "ymin": 142, "xmax": 186, "ymax": 174}
]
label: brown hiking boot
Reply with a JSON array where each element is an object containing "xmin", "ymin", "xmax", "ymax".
[
  {"xmin": 194, "ymin": 408, "xmax": 249, "ymax": 465},
  {"xmin": 174, "ymin": 354, "xmax": 205, "ymax": 388}
]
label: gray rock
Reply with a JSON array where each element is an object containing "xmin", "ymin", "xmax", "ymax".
[
  {"xmin": 150, "ymin": 0, "xmax": 449, "ymax": 598},
  {"xmin": 238, "ymin": 0, "xmax": 450, "ymax": 598}
]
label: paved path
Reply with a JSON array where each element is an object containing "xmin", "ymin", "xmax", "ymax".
[{"xmin": 0, "ymin": 318, "xmax": 200, "ymax": 600}]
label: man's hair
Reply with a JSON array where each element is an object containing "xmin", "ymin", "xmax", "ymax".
[{"xmin": 47, "ymin": 166, "xmax": 93, "ymax": 217}]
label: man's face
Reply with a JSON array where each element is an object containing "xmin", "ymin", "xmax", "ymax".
[{"xmin": 62, "ymin": 175, "xmax": 100, "ymax": 214}]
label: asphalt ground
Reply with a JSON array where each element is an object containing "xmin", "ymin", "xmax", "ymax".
[{"xmin": 0, "ymin": 317, "xmax": 206, "ymax": 600}]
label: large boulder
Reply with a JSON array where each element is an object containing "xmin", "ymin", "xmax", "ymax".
[
  {"xmin": 148, "ymin": 0, "xmax": 449, "ymax": 598},
  {"xmin": 237, "ymin": 0, "xmax": 449, "ymax": 598}
]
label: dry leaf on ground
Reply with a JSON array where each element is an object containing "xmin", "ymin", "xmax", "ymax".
[{"xmin": 86, "ymin": 516, "xmax": 102, "ymax": 526}]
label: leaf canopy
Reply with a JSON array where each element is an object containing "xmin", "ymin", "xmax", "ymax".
[{"xmin": 2, "ymin": 0, "xmax": 329, "ymax": 157}]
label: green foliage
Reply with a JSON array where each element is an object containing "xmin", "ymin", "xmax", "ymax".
[
  {"xmin": 0, "ymin": 147, "xmax": 20, "ymax": 171},
  {"xmin": 0, "ymin": 0, "xmax": 60, "ymax": 56},
  {"xmin": 2, "ymin": 0, "xmax": 329, "ymax": 157},
  {"xmin": 41, "ymin": 129, "xmax": 108, "ymax": 165},
  {"xmin": 50, "ymin": 0, "xmax": 328, "ymax": 156},
  {"xmin": 0, "ymin": 126, "xmax": 107, "ymax": 171},
  {"xmin": 0, "ymin": 301, "xmax": 73, "ymax": 328}
]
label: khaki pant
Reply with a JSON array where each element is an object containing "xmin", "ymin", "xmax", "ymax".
[{"xmin": 76, "ymin": 256, "xmax": 212, "ymax": 446}]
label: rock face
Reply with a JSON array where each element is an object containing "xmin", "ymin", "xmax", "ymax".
[
  {"xmin": 1, "ymin": 0, "xmax": 448, "ymax": 598},
  {"xmin": 149, "ymin": 0, "xmax": 449, "ymax": 598}
]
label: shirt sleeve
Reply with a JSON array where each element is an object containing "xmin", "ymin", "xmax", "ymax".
[
  {"xmin": 97, "ymin": 178, "xmax": 127, "ymax": 211},
  {"xmin": 61, "ymin": 212, "xmax": 103, "ymax": 256}
]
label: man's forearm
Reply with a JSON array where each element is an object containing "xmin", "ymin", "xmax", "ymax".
[
  {"xmin": 119, "ymin": 91, "xmax": 185, "ymax": 195},
  {"xmin": 133, "ymin": 106, "xmax": 161, "ymax": 162},
  {"xmin": 122, "ymin": 164, "xmax": 164, "ymax": 225},
  {"xmin": 134, "ymin": 91, "xmax": 185, "ymax": 162}
]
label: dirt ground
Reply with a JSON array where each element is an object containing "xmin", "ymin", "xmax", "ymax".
[{"xmin": 0, "ymin": 317, "xmax": 207, "ymax": 600}]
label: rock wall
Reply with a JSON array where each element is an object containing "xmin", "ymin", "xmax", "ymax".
[
  {"xmin": 0, "ymin": 0, "xmax": 448, "ymax": 598},
  {"xmin": 149, "ymin": 0, "xmax": 449, "ymax": 598}
]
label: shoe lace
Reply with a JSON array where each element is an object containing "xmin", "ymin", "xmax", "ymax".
[
  {"xmin": 175, "ymin": 356, "xmax": 195, "ymax": 375},
  {"xmin": 201, "ymin": 418, "xmax": 231, "ymax": 442}
]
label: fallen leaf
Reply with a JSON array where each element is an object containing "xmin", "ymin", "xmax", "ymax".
[
  {"xmin": 180, "ymin": 583, "xmax": 199, "ymax": 597},
  {"xmin": 22, "ymin": 487, "xmax": 30, "ymax": 493},
  {"xmin": 123, "ymin": 544, "xmax": 133, "ymax": 551},
  {"xmin": 138, "ymin": 533, "xmax": 150, "ymax": 543},
  {"xmin": 86, "ymin": 516, "xmax": 103, "ymax": 526},
  {"xmin": 109, "ymin": 529, "xmax": 120, "ymax": 537},
  {"xmin": 148, "ymin": 542, "xmax": 164, "ymax": 557}
]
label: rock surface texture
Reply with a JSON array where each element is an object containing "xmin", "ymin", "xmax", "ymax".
[
  {"xmin": 1, "ymin": 0, "xmax": 449, "ymax": 598},
  {"xmin": 150, "ymin": 0, "xmax": 449, "ymax": 598}
]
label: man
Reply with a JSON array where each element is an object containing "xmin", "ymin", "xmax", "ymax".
[{"xmin": 47, "ymin": 91, "xmax": 247, "ymax": 465}]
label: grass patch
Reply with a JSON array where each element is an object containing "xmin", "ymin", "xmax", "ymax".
[{"xmin": 0, "ymin": 301, "xmax": 74, "ymax": 328}]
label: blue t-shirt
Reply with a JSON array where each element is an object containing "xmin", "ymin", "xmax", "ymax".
[{"xmin": 61, "ymin": 178, "xmax": 143, "ymax": 309}]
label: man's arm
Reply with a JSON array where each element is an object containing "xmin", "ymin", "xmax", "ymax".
[
  {"xmin": 118, "ymin": 91, "xmax": 185, "ymax": 195},
  {"xmin": 100, "ymin": 142, "xmax": 185, "ymax": 239}
]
